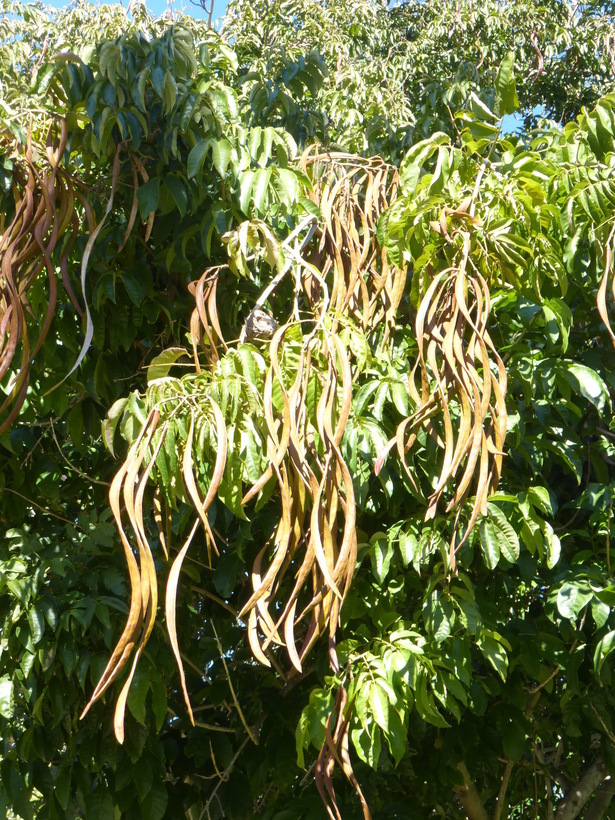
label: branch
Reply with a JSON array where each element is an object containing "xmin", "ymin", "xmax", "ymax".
[
  {"xmin": 239, "ymin": 215, "xmax": 318, "ymax": 342},
  {"xmin": 493, "ymin": 760, "xmax": 514, "ymax": 820},
  {"xmin": 493, "ymin": 690, "xmax": 542, "ymax": 819},
  {"xmin": 584, "ymin": 776, "xmax": 615, "ymax": 820},
  {"xmin": 453, "ymin": 762, "xmax": 489, "ymax": 820},
  {"xmin": 554, "ymin": 759, "xmax": 607, "ymax": 820}
]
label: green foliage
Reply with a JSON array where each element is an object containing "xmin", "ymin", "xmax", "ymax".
[{"xmin": 3, "ymin": 1, "xmax": 615, "ymax": 818}]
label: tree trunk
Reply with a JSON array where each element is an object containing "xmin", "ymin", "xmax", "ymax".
[
  {"xmin": 583, "ymin": 776, "xmax": 615, "ymax": 820},
  {"xmin": 453, "ymin": 762, "xmax": 489, "ymax": 820},
  {"xmin": 554, "ymin": 760, "xmax": 606, "ymax": 820}
]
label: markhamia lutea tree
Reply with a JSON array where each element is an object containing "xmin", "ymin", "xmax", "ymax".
[{"xmin": 3, "ymin": 0, "xmax": 615, "ymax": 817}]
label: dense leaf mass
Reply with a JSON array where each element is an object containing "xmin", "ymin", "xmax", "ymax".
[{"xmin": 3, "ymin": 0, "xmax": 615, "ymax": 818}]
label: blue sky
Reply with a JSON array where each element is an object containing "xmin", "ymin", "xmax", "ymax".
[{"xmin": 45, "ymin": 0, "xmax": 229, "ymax": 25}]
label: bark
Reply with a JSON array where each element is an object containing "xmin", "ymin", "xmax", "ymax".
[
  {"xmin": 583, "ymin": 776, "xmax": 615, "ymax": 820},
  {"xmin": 493, "ymin": 760, "xmax": 514, "ymax": 820},
  {"xmin": 554, "ymin": 759, "xmax": 607, "ymax": 820},
  {"xmin": 453, "ymin": 762, "xmax": 489, "ymax": 820}
]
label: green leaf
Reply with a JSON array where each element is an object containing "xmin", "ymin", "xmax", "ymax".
[
  {"xmin": 133, "ymin": 758, "xmax": 153, "ymax": 801},
  {"xmin": 486, "ymin": 502, "xmax": 520, "ymax": 563},
  {"xmin": 162, "ymin": 70, "xmax": 178, "ymax": 114},
  {"xmin": 561, "ymin": 362, "xmax": 610, "ymax": 413},
  {"xmin": 594, "ymin": 630, "xmax": 615, "ymax": 680},
  {"xmin": 211, "ymin": 138, "xmax": 233, "ymax": 179},
  {"xmin": 140, "ymin": 781, "xmax": 168, "ymax": 820},
  {"xmin": 557, "ymin": 581, "xmax": 593, "ymax": 620},
  {"xmin": 495, "ymin": 51, "xmax": 519, "ymax": 116},
  {"xmin": 468, "ymin": 92, "xmax": 499, "ymax": 123},
  {"xmin": 398, "ymin": 529, "xmax": 417, "ymax": 566},
  {"xmin": 479, "ymin": 517, "xmax": 500, "ymax": 569},
  {"xmin": 213, "ymin": 552, "xmax": 241, "ymax": 599},
  {"xmin": 478, "ymin": 636, "xmax": 508, "ymax": 681},
  {"xmin": 39, "ymin": 598, "xmax": 59, "ymax": 630},
  {"xmin": 251, "ymin": 167, "xmax": 271, "ymax": 213},
  {"xmin": 544, "ymin": 522, "xmax": 561, "ymax": 570},
  {"xmin": 543, "ymin": 298, "xmax": 572, "ymax": 352},
  {"xmin": 414, "ymin": 670, "xmax": 449, "ymax": 727},
  {"xmin": 527, "ymin": 486, "xmax": 553, "ymax": 515},
  {"xmin": 137, "ymin": 178, "xmax": 160, "ymax": 219},
  {"xmin": 385, "ymin": 706, "xmax": 408, "ymax": 766},
  {"xmin": 369, "ymin": 682, "xmax": 390, "ymax": 734},
  {"xmin": 103, "ymin": 397, "xmax": 129, "ymax": 456},
  {"xmin": 85, "ymin": 787, "xmax": 115, "ymax": 820},
  {"xmin": 54, "ymin": 767, "xmax": 71, "ymax": 810},
  {"xmin": 276, "ymin": 167, "xmax": 300, "ymax": 203},
  {"xmin": 399, "ymin": 133, "xmax": 449, "ymax": 194},
  {"xmin": 0, "ymin": 675, "xmax": 14, "ymax": 718},
  {"xmin": 120, "ymin": 269, "xmax": 146, "ymax": 307},
  {"xmin": 164, "ymin": 176, "xmax": 188, "ymax": 219},
  {"xmin": 592, "ymin": 599, "xmax": 610, "ymax": 629},
  {"xmin": 127, "ymin": 664, "xmax": 149, "ymax": 726},
  {"xmin": 27, "ymin": 605, "xmax": 45, "ymax": 645},
  {"xmin": 455, "ymin": 594, "xmax": 481, "ymax": 635},
  {"xmin": 432, "ymin": 596, "xmax": 453, "ymax": 644},
  {"xmin": 147, "ymin": 347, "xmax": 187, "ymax": 383},
  {"xmin": 370, "ymin": 536, "xmax": 393, "ymax": 584},
  {"xmin": 187, "ymin": 139, "xmax": 211, "ymax": 179},
  {"xmin": 151, "ymin": 675, "xmax": 168, "ymax": 732},
  {"xmin": 295, "ymin": 710, "xmax": 310, "ymax": 768},
  {"xmin": 351, "ymin": 724, "xmax": 382, "ymax": 769},
  {"xmin": 238, "ymin": 170, "xmax": 255, "ymax": 214},
  {"xmin": 501, "ymin": 717, "xmax": 526, "ymax": 761},
  {"xmin": 353, "ymin": 381, "xmax": 379, "ymax": 415}
]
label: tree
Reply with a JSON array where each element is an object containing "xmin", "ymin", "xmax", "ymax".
[{"xmin": 3, "ymin": 0, "xmax": 615, "ymax": 818}]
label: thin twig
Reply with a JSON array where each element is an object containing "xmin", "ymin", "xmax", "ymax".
[
  {"xmin": 180, "ymin": 651, "xmax": 207, "ymax": 679},
  {"xmin": 50, "ymin": 421, "xmax": 110, "ymax": 486},
  {"xmin": 194, "ymin": 720, "xmax": 235, "ymax": 733},
  {"xmin": 211, "ymin": 620, "xmax": 259, "ymax": 745},
  {"xmin": 1, "ymin": 487, "xmax": 83, "ymax": 528},
  {"xmin": 189, "ymin": 584, "xmax": 238, "ymax": 616},
  {"xmin": 199, "ymin": 735, "xmax": 250, "ymax": 820},
  {"xmin": 528, "ymin": 664, "xmax": 561, "ymax": 694},
  {"xmin": 590, "ymin": 701, "xmax": 615, "ymax": 744}
]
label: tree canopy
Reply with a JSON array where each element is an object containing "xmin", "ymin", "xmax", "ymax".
[{"xmin": 2, "ymin": 0, "xmax": 615, "ymax": 818}]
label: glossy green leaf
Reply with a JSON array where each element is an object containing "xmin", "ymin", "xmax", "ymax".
[
  {"xmin": 187, "ymin": 139, "xmax": 212, "ymax": 179},
  {"xmin": 85, "ymin": 787, "xmax": 115, "ymax": 820},
  {"xmin": 0, "ymin": 675, "xmax": 13, "ymax": 718},
  {"xmin": 211, "ymin": 138, "xmax": 233, "ymax": 179},
  {"xmin": 370, "ymin": 536, "xmax": 393, "ymax": 584},
  {"xmin": 495, "ymin": 51, "xmax": 519, "ymax": 116},
  {"xmin": 27, "ymin": 605, "xmax": 45, "ymax": 645},
  {"xmin": 478, "ymin": 636, "xmax": 508, "ymax": 681},
  {"xmin": 398, "ymin": 529, "xmax": 417, "ymax": 566},
  {"xmin": 164, "ymin": 176, "xmax": 188, "ymax": 219},
  {"xmin": 369, "ymin": 682, "xmax": 390, "ymax": 733},
  {"xmin": 594, "ymin": 630, "xmax": 615, "ymax": 680},
  {"xmin": 557, "ymin": 581, "xmax": 593, "ymax": 620},
  {"xmin": 136, "ymin": 178, "xmax": 160, "ymax": 219},
  {"xmin": 147, "ymin": 348, "xmax": 188, "ymax": 383},
  {"xmin": 486, "ymin": 502, "xmax": 520, "ymax": 563},
  {"xmin": 479, "ymin": 518, "xmax": 500, "ymax": 569},
  {"xmin": 561, "ymin": 362, "xmax": 610, "ymax": 413}
]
